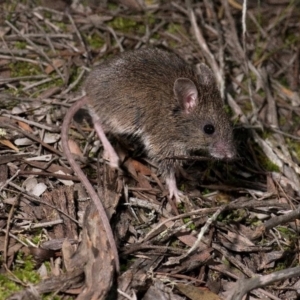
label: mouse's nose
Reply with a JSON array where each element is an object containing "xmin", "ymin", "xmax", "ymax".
[{"xmin": 210, "ymin": 140, "xmax": 236, "ymax": 160}]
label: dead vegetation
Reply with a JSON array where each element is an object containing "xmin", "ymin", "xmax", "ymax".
[{"xmin": 0, "ymin": 0, "xmax": 300, "ymax": 299}]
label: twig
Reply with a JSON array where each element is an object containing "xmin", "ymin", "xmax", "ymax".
[
  {"xmin": 66, "ymin": 12, "xmax": 89, "ymax": 60},
  {"xmin": 0, "ymin": 113, "xmax": 60, "ymax": 133},
  {"xmin": 227, "ymin": 266, "xmax": 300, "ymax": 300},
  {"xmin": 163, "ymin": 205, "xmax": 227, "ymax": 266},
  {"xmin": 29, "ymin": 219, "xmax": 64, "ymax": 229},
  {"xmin": 0, "ymin": 169, "xmax": 20, "ymax": 192},
  {"xmin": 186, "ymin": 205, "xmax": 226, "ymax": 256},
  {"xmin": 3, "ymin": 195, "xmax": 19, "ymax": 265},
  {"xmin": 0, "ymin": 75, "xmax": 47, "ymax": 84},
  {"xmin": 22, "ymin": 76, "xmax": 60, "ymax": 91},
  {"xmin": 61, "ymin": 68, "xmax": 86, "ymax": 95},
  {"xmin": 185, "ymin": 0, "xmax": 224, "ymax": 97},
  {"xmin": 252, "ymin": 205, "xmax": 300, "ymax": 240},
  {"xmin": 0, "ymin": 54, "xmax": 48, "ymax": 65}
]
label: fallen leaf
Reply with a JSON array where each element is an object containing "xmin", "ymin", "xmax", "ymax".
[
  {"xmin": 131, "ymin": 159, "xmax": 152, "ymax": 175},
  {"xmin": 0, "ymin": 139, "xmax": 19, "ymax": 151},
  {"xmin": 23, "ymin": 177, "xmax": 47, "ymax": 196},
  {"xmin": 68, "ymin": 139, "xmax": 83, "ymax": 156},
  {"xmin": 176, "ymin": 283, "xmax": 221, "ymax": 300},
  {"xmin": 43, "ymin": 132, "xmax": 60, "ymax": 144},
  {"xmin": 14, "ymin": 137, "xmax": 33, "ymax": 146},
  {"xmin": 17, "ymin": 120, "xmax": 33, "ymax": 132},
  {"xmin": 45, "ymin": 59, "xmax": 65, "ymax": 74}
]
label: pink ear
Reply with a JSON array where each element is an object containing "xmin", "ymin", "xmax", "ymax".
[{"xmin": 174, "ymin": 78, "xmax": 198, "ymax": 114}]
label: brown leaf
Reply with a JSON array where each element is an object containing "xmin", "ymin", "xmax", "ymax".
[
  {"xmin": 45, "ymin": 59, "xmax": 65, "ymax": 74},
  {"xmin": 68, "ymin": 139, "xmax": 83, "ymax": 156},
  {"xmin": 131, "ymin": 159, "xmax": 152, "ymax": 175},
  {"xmin": 176, "ymin": 283, "xmax": 221, "ymax": 300},
  {"xmin": 17, "ymin": 120, "xmax": 34, "ymax": 132},
  {"xmin": 0, "ymin": 139, "xmax": 19, "ymax": 151}
]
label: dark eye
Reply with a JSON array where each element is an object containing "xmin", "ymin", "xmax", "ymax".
[{"xmin": 203, "ymin": 124, "xmax": 215, "ymax": 135}]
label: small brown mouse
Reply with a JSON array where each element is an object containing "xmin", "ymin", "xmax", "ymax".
[
  {"xmin": 62, "ymin": 48, "xmax": 235, "ymax": 271},
  {"xmin": 86, "ymin": 48, "xmax": 235, "ymax": 199}
]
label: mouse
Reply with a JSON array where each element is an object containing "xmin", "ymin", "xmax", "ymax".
[
  {"xmin": 85, "ymin": 48, "xmax": 235, "ymax": 200},
  {"xmin": 61, "ymin": 48, "xmax": 235, "ymax": 271}
]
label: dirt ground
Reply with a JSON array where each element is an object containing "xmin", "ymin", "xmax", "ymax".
[{"xmin": 0, "ymin": 0, "xmax": 300, "ymax": 299}]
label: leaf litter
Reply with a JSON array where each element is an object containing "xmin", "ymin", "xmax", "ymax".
[{"xmin": 0, "ymin": 0, "xmax": 299, "ymax": 299}]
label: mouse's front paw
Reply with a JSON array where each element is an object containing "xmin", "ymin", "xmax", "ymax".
[
  {"xmin": 169, "ymin": 188, "xmax": 188, "ymax": 204},
  {"xmin": 166, "ymin": 174, "xmax": 186, "ymax": 204}
]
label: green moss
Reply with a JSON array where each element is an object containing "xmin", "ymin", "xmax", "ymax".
[
  {"xmin": 145, "ymin": 12, "xmax": 156, "ymax": 25},
  {"xmin": 15, "ymin": 41, "xmax": 27, "ymax": 50},
  {"xmin": 39, "ymin": 77, "xmax": 64, "ymax": 92},
  {"xmin": 31, "ymin": 230, "xmax": 43, "ymax": 245},
  {"xmin": 240, "ymin": 97, "xmax": 253, "ymax": 114},
  {"xmin": 278, "ymin": 115, "xmax": 288, "ymax": 127},
  {"xmin": 273, "ymin": 262, "xmax": 289, "ymax": 272},
  {"xmin": 252, "ymin": 134, "xmax": 281, "ymax": 172},
  {"xmin": 0, "ymin": 274, "xmax": 21, "ymax": 299},
  {"xmin": 9, "ymin": 61, "xmax": 41, "ymax": 77},
  {"xmin": 286, "ymin": 139, "xmax": 300, "ymax": 161},
  {"xmin": 284, "ymin": 33, "xmax": 300, "ymax": 47},
  {"xmin": 183, "ymin": 217, "xmax": 195, "ymax": 230},
  {"xmin": 167, "ymin": 23, "xmax": 180, "ymax": 34},
  {"xmin": 85, "ymin": 33, "xmax": 104, "ymax": 50},
  {"xmin": 108, "ymin": 17, "xmax": 137, "ymax": 30},
  {"xmin": 54, "ymin": 22, "xmax": 67, "ymax": 31},
  {"xmin": 277, "ymin": 226, "xmax": 297, "ymax": 241},
  {"xmin": 260, "ymin": 156, "xmax": 280, "ymax": 172},
  {"xmin": 202, "ymin": 188, "xmax": 211, "ymax": 196},
  {"xmin": 0, "ymin": 252, "xmax": 41, "ymax": 299},
  {"xmin": 223, "ymin": 104, "xmax": 232, "ymax": 115},
  {"xmin": 217, "ymin": 209, "xmax": 247, "ymax": 224},
  {"xmin": 108, "ymin": 2, "xmax": 118, "ymax": 10},
  {"xmin": 107, "ymin": 17, "xmax": 145, "ymax": 34},
  {"xmin": 245, "ymin": 217, "xmax": 262, "ymax": 227},
  {"xmin": 166, "ymin": 23, "xmax": 186, "ymax": 36},
  {"xmin": 2, "ymin": 1, "xmax": 18, "ymax": 16},
  {"xmin": 44, "ymin": 11, "xmax": 52, "ymax": 19},
  {"xmin": 150, "ymin": 33, "xmax": 160, "ymax": 41}
]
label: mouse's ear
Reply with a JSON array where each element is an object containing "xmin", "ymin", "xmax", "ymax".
[
  {"xmin": 174, "ymin": 78, "xmax": 198, "ymax": 114},
  {"xmin": 198, "ymin": 63, "xmax": 216, "ymax": 86}
]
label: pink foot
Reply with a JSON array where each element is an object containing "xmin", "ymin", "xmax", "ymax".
[
  {"xmin": 165, "ymin": 173, "xmax": 183, "ymax": 203},
  {"xmin": 93, "ymin": 119, "xmax": 119, "ymax": 168}
]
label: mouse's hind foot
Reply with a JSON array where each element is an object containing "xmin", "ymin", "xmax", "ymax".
[{"xmin": 93, "ymin": 119, "xmax": 120, "ymax": 168}]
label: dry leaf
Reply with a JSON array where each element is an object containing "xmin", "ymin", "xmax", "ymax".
[
  {"xmin": 45, "ymin": 59, "xmax": 65, "ymax": 74},
  {"xmin": 14, "ymin": 137, "xmax": 33, "ymax": 146},
  {"xmin": 17, "ymin": 120, "xmax": 33, "ymax": 132},
  {"xmin": 176, "ymin": 283, "xmax": 220, "ymax": 300},
  {"xmin": 68, "ymin": 139, "xmax": 83, "ymax": 156},
  {"xmin": 131, "ymin": 159, "xmax": 152, "ymax": 175},
  {"xmin": 0, "ymin": 139, "xmax": 19, "ymax": 151},
  {"xmin": 43, "ymin": 133, "xmax": 60, "ymax": 144},
  {"xmin": 23, "ymin": 177, "xmax": 47, "ymax": 196},
  {"xmin": 56, "ymin": 170, "xmax": 74, "ymax": 186}
]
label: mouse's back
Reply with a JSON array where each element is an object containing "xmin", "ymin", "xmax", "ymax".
[{"xmin": 85, "ymin": 48, "xmax": 197, "ymax": 133}]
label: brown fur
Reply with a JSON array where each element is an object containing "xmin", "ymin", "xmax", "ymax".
[{"xmin": 85, "ymin": 48, "xmax": 235, "ymax": 178}]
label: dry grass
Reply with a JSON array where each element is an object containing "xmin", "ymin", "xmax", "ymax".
[{"xmin": 0, "ymin": 0, "xmax": 300, "ymax": 299}]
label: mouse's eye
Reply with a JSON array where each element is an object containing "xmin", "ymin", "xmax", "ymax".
[{"xmin": 203, "ymin": 124, "xmax": 215, "ymax": 135}]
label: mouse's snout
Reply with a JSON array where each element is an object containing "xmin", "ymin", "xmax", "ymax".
[{"xmin": 209, "ymin": 140, "xmax": 236, "ymax": 160}]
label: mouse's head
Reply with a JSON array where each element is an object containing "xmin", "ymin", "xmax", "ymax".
[{"xmin": 173, "ymin": 64, "xmax": 235, "ymax": 160}]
